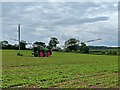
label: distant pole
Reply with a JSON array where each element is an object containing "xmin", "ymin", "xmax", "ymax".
[{"xmin": 18, "ymin": 24, "xmax": 21, "ymax": 53}]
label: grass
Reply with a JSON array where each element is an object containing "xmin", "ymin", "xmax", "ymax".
[{"xmin": 1, "ymin": 50, "xmax": 119, "ymax": 88}]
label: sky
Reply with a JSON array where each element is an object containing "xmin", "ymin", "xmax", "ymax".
[{"xmin": 1, "ymin": 1, "xmax": 119, "ymax": 47}]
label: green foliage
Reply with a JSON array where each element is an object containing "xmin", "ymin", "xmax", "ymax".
[
  {"xmin": 89, "ymin": 49, "xmax": 120, "ymax": 56},
  {"xmin": 67, "ymin": 45, "xmax": 79, "ymax": 52},
  {"xmin": 2, "ymin": 50, "xmax": 118, "ymax": 88},
  {"xmin": 20, "ymin": 42, "xmax": 26, "ymax": 50},
  {"xmin": 65, "ymin": 38, "xmax": 79, "ymax": 51},
  {"xmin": 34, "ymin": 41, "xmax": 46, "ymax": 47},
  {"xmin": 80, "ymin": 43, "xmax": 89, "ymax": 53},
  {"xmin": 0, "ymin": 40, "xmax": 25, "ymax": 50},
  {"xmin": 48, "ymin": 37, "xmax": 59, "ymax": 49},
  {"xmin": 101, "ymin": 50, "xmax": 119, "ymax": 55}
]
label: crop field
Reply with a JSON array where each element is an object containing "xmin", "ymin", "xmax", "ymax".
[{"xmin": 1, "ymin": 50, "xmax": 119, "ymax": 88}]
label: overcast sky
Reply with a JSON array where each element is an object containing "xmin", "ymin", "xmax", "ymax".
[{"xmin": 2, "ymin": 1, "xmax": 118, "ymax": 47}]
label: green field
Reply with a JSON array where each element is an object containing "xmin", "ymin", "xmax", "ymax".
[{"xmin": 2, "ymin": 50, "xmax": 119, "ymax": 88}]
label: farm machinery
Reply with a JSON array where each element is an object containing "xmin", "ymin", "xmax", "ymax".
[
  {"xmin": 10, "ymin": 38, "xmax": 52, "ymax": 57},
  {"xmin": 32, "ymin": 44, "xmax": 52, "ymax": 57}
]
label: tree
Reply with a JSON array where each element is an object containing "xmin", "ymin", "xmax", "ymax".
[
  {"xmin": 20, "ymin": 42, "xmax": 26, "ymax": 50},
  {"xmin": 34, "ymin": 41, "xmax": 46, "ymax": 47},
  {"xmin": 48, "ymin": 37, "xmax": 59, "ymax": 49},
  {"xmin": 80, "ymin": 42, "xmax": 89, "ymax": 53},
  {"xmin": 65, "ymin": 38, "xmax": 79, "ymax": 51},
  {"xmin": 1, "ymin": 40, "xmax": 9, "ymax": 49},
  {"xmin": 0, "ymin": 40, "xmax": 27, "ymax": 50}
]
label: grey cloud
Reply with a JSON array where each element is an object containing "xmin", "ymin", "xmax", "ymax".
[
  {"xmin": 82, "ymin": 16, "xmax": 109, "ymax": 23},
  {"xmin": 54, "ymin": 16, "xmax": 109, "ymax": 26},
  {"xmin": 2, "ymin": 2, "xmax": 118, "ymax": 46},
  {"xmin": 64, "ymin": 2, "xmax": 101, "ymax": 10}
]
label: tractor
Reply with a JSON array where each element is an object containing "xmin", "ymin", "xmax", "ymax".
[{"xmin": 32, "ymin": 44, "xmax": 52, "ymax": 57}]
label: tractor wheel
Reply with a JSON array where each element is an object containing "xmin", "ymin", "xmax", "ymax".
[
  {"xmin": 34, "ymin": 51, "xmax": 38, "ymax": 57},
  {"xmin": 47, "ymin": 51, "xmax": 51, "ymax": 57},
  {"xmin": 39, "ymin": 51, "xmax": 44, "ymax": 57},
  {"xmin": 34, "ymin": 54, "xmax": 38, "ymax": 57}
]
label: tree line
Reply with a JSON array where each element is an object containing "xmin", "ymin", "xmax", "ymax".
[
  {"xmin": 0, "ymin": 37, "xmax": 89, "ymax": 53},
  {"xmin": 1, "ymin": 37, "xmax": 119, "ymax": 54},
  {"xmin": 0, "ymin": 37, "xmax": 59, "ymax": 50}
]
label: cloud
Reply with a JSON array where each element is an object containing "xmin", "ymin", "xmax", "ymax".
[
  {"xmin": 2, "ymin": 2, "xmax": 118, "ymax": 46},
  {"xmin": 1, "ymin": 0, "xmax": 119, "ymax": 2},
  {"xmin": 54, "ymin": 16, "xmax": 109, "ymax": 26}
]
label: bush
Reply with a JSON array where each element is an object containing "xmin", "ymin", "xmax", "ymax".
[
  {"xmin": 103, "ymin": 51, "xmax": 118, "ymax": 55},
  {"xmin": 101, "ymin": 51, "xmax": 105, "ymax": 55},
  {"xmin": 113, "ymin": 51, "xmax": 117, "ymax": 55}
]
